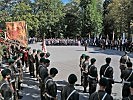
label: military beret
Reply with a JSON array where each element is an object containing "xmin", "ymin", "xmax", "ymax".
[
  {"xmin": 1, "ymin": 69, "xmax": 11, "ymax": 77},
  {"xmin": 8, "ymin": 59, "xmax": 15, "ymax": 63},
  {"xmin": 85, "ymin": 55, "xmax": 90, "ymax": 60},
  {"xmin": 44, "ymin": 59, "xmax": 50, "ymax": 64},
  {"xmin": 26, "ymin": 47, "xmax": 31, "ymax": 50},
  {"xmin": 81, "ymin": 54, "xmax": 86, "ymax": 57},
  {"xmin": 130, "ymin": 81, "xmax": 133, "ymax": 88},
  {"xmin": 18, "ymin": 53, "xmax": 23, "ymax": 57},
  {"xmin": 68, "ymin": 74, "xmax": 77, "ymax": 84},
  {"xmin": 99, "ymin": 78, "xmax": 108, "ymax": 86},
  {"xmin": 33, "ymin": 49, "xmax": 36, "ymax": 52},
  {"xmin": 12, "ymin": 56, "xmax": 18, "ymax": 60},
  {"xmin": 40, "ymin": 52, "xmax": 45, "ymax": 58},
  {"xmin": 46, "ymin": 52, "xmax": 50, "ymax": 57},
  {"xmin": 91, "ymin": 58, "xmax": 96, "ymax": 64},
  {"xmin": 50, "ymin": 68, "xmax": 58, "ymax": 75},
  {"xmin": 127, "ymin": 62, "xmax": 132, "ymax": 67},
  {"xmin": 106, "ymin": 57, "xmax": 111, "ymax": 63},
  {"xmin": 40, "ymin": 58, "xmax": 45, "ymax": 63},
  {"xmin": 37, "ymin": 49, "xmax": 42, "ymax": 53}
]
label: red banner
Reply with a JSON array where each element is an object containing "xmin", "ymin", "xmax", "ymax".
[{"xmin": 6, "ymin": 21, "xmax": 28, "ymax": 47}]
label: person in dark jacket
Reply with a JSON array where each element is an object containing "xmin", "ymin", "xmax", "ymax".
[
  {"xmin": 61, "ymin": 74, "xmax": 79, "ymax": 100},
  {"xmin": 89, "ymin": 78, "xmax": 113, "ymax": 100},
  {"xmin": 121, "ymin": 61, "xmax": 133, "ymax": 98},
  {"xmin": 44, "ymin": 68, "xmax": 58, "ymax": 100},
  {"xmin": 123, "ymin": 81, "xmax": 133, "ymax": 100},
  {"xmin": 88, "ymin": 58, "xmax": 98, "ymax": 94},
  {"xmin": 100, "ymin": 57, "xmax": 114, "ymax": 95}
]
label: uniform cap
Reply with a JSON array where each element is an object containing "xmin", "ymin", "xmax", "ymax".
[
  {"xmin": 8, "ymin": 59, "xmax": 15, "ymax": 63},
  {"xmin": 68, "ymin": 74, "xmax": 77, "ymax": 84},
  {"xmin": 81, "ymin": 54, "xmax": 86, "ymax": 57},
  {"xmin": 40, "ymin": 52, "xmax": 45, "ymax": 58},
  {"xmin": 99, "ymin": 78, "xmax": 108, "ymax": 86},
  {"xmin": 37, "ymin": 49, "xmax": 42, "ymax": 53},
  {"xmin": 26, "ymin": 47, "xmax": 31, "ymax": 50},
  {"xmin": 91, "ymin": 58, "xmax": 96, "ymax": 64},
  {"xmin": 40, "ymin": 58, "xmax": 45, "ymax": 63},
  {"xmin": 12, "ymin": 56, "xmax": 18, "ymax": 60},
  {"xmin": 46, "ymin": 52, "xmax": 50, "ymax": 57},
  {"xmin": 19, "ymin": 53, "xmax": 23, "ymax": 57}
]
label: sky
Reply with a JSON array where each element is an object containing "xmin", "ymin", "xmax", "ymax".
[{"xmin": 62, "ymin": 0, "xmax": 69, "ymax": 4}]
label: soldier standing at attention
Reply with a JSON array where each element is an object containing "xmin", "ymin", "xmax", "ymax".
[
  {"xmin": 89, "ymin": 78, "xmax": 113, "ymax": 100},
  {"xmin": 29, "ymin": 49, "xmax": 36, "ymax": 77},
  {"xmin": 0, "ymin": 69, "xmax": 13, "ymax": 100},
  {"xmin": 35, "ymin": 50, "xmax": 41, "ymax": 77},
  {"xmin": 120, "ymin": 51, "xmax": 130, "ymax": 72},
  {"xmin": 123, "ymin": 81, "xmax": 133, "ymax": 100},
  {"xmin": 100, "ymin": 57, "xmax": 114, "ymax": 95},
  {"xmin": 79, "ymin": 54, "xmax": 86, "ymax": 85},
  {"xmin": 44, "ymin": 68, "xmax": 58, "ymax": 100},
  {"xmin": 88, "ymin": 58, "xmax": 98, "ymax": 94},
  {"xmin": 38, "ymin": 58, "xmax": 50, "ymax": 100},
  {"xmin": 82, "ymin": 55, "xmax": 90, "ymax": 92},
  {"xmin": 61, "ymin": 74, "xmax": 79, "ymax": 100},
  {"xmin": 121, "ymin": 62, "xmax": 133, "ymax": 98}
]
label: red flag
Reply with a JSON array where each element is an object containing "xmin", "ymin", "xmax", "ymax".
[{"xmin": 42, "ymin": 39, "xmax": 47, "ymax": 53}]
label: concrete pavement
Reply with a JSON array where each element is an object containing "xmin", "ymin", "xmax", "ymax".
[{"xmin": 20, "ymin": 43, "xmax": 133, "ymax": 100}]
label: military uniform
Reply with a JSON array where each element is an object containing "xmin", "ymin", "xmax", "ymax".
[
  {"xmin": 61, "ymin": 84, "xmax": 79, "ymax": 100},
  {"xmin": 122, "ymin": 95, "xmax": 133, "ymax": 100},
  {"xmin": 38, "ymin": 63, "xmax": 49, "ymax": 100},
  {"xmin": 120, "ymin": 54, "xmax": 130, "ymax": 72},
  {"xmin": 100, "ymin": 64, "xmax": 114, "ymax": 95},
  {"xmin": 88, "ymin": 64, "xmax": 98, "ymax": 94},
  {"xmin": 0, "ymin": 69, "xmax": 13, "ymax": 100},
  {"xmin": 44, "ymin": 77, "xmax": 57, "ymax": 100},
  {"xmin": 35, "ymin": 50, "xmax": 41, "ymax": 77},
  {"xmin": 0, "ymin": 79, "xmax": 13, "ymax": 100},
  {"xmin": 121, "ymin": 68, "xmax": 133, "ymax": 98},
  {"xmin": 89, "ymin": 90, "xmax": 113, "ymax": 100},
  {"xmin": 82, "ymin": 57, "xmax": 89, "ymax": 92}
]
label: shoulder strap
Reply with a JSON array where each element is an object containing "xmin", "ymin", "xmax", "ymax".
[
  {"xmin": 102, "ymin": 93, "xmax": 107, "ymax": 100},
  {"xmin": 104, "ymin": 66, "xmax": 110, "ymax": 76},
  {"xmin": 126, "ymin": 70, "xmax": 133, "ymax": 81},
  {"xmin": 0, "ymin": 83, "xmax": 6, "ymax": 90},
  {"xmin": 45, "ymin": 79, "xmax": 53, "ymax": 88},
  {"xmin": 66, "ymin": 90, "xmax": 76, "ymax": 100}
]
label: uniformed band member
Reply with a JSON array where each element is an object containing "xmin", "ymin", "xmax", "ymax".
[
  {"xmin": 123, "ymin": 81, "xmax": 133, "ymax": 100},
  {"xmin": 121, "ymin": 62, "xmax": 133, "ymax": 98},
  {"xmin": 61, "ymin": 74, "xmax": 79, "ymax": 100},
  {"xmin": 38, "ymin": 58, "xmax": 50, "ymax": 100},
  {"xmin": 100, "ymin": 57, "xmax": 114, "ymax": 95},
  {"xmin": 88, "ymin": 58, "xmax": 98, "ymax": 94},
  {"xmin": 82, "ymin": 55, "xmax": 90, "ymax": 92},
  {"xmin": 0, "ymin": 69, "xmax": 13, "ymax": 100},
  {"xmin": 44, "ymin": 68, "xmax": 58, "ymax": 100},
  {"xmin": 120, "ymin": 51, "xmax": 130, "ymax": 72},
  {"xmin": 89, "ymin": 78, "xmax": 113, "ymax": 100}
]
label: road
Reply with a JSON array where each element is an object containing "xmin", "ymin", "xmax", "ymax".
[{"xmin": 21, "ymin": 42, "xmax": 133, "ymax": 100}]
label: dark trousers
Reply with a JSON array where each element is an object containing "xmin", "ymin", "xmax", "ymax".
[
  {"xmin": 105, "ymin": 82, "xmax": 112, "ymax": 95},
  {"xmin": 29, "ymin": 62, "xmax": 35, "ymax": 76},
  {"xmin": 122, "ymin": 84, "xmax": 130, "ymax": 98},
  {"xmin": 89, "ymin": 79, "xmax": 97, "ymax": 94}
]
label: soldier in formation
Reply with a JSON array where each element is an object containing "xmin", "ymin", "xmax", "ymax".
[
  {"xmin": 89, "ymin": 78, "xmax": 113, "ymax": 100},
  {"xmin": 61, "ymin": 74, "xmax": 79, "ymax": 100}
]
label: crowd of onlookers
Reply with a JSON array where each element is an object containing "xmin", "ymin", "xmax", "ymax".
[{"xmin": 28, "ymin": 37, "xmax": 133, "ymax": 52}]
